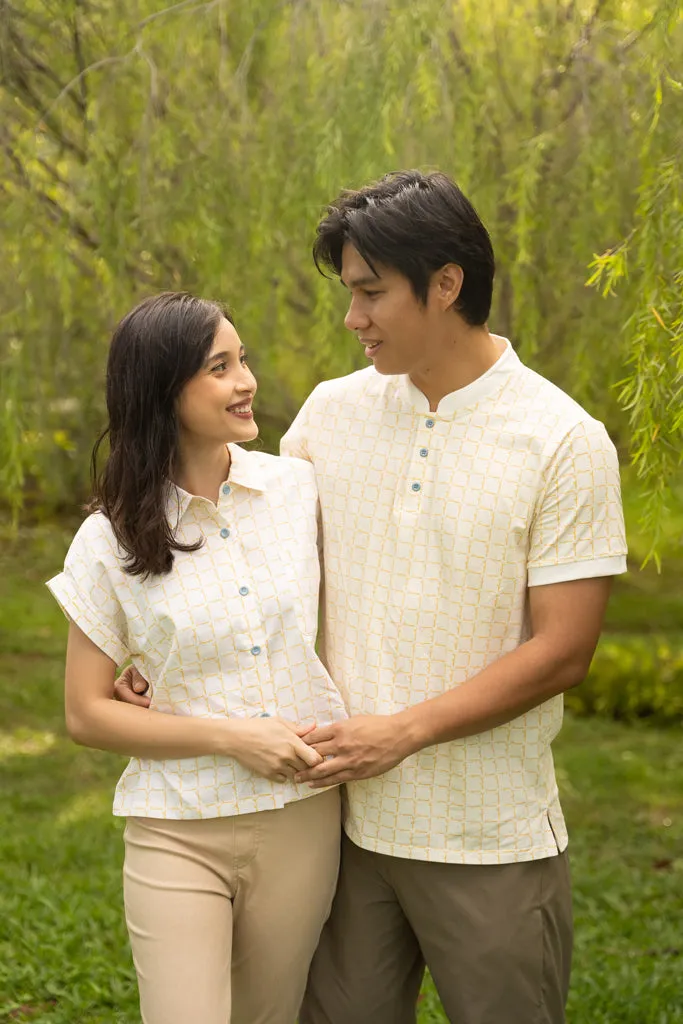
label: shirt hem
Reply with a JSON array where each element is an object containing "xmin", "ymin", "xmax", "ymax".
[
  {"xmin": 343, "ymin": 826, "xmax": 569, "ymax": 865},
  {"xmin": 113, "ymin": 784, "xmax": 336, "ymax": 819}
]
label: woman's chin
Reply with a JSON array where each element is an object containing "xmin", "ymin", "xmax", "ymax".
[{"xmin": 227, "ymin": 421, "xmax": 259, "ymax": 444}]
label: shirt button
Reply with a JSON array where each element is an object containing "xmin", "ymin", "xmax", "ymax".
[
  {"xmin": 239, "ymin": 586, "xmax": 249, "ymax": 596},
  {"xmin": 425, "ymin": 418, "xmax": 435, "ymax": 428},
  {"xmin": 222, "ymin": 484, "xmax": 231, "ymax": 495},
  {"xmin": 220, "ymin": 527, "xmax": 230, "ymax": 538},
  {"xmin": 251, "ymin": 645, "xmax": 262, "ymax": 656},
  {"xmin": 419, "ymin": 448, "xmax": 428, "ymax": 457},
  {"xmin": 411, "ymin": 482, "xmax": 421, "ymax": 492}
]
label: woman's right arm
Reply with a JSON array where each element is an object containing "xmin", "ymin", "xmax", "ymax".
[{"xmin": 65, "ymin": 621, "xmax": 322, "ymax": 780}]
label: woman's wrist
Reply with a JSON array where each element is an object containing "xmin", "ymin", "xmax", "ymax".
[{"xmin": 214, "ymin": 717, "xmax": 249, "ymax": 758}]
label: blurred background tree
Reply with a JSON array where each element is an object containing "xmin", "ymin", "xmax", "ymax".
[{"xmin": 1, "ymin": 0, "xmax": 681, "ymax": 555}]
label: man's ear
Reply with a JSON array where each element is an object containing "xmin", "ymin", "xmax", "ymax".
[{"xmin": 433, "ymin": 263, "xmax": 464, "ymax": 311}]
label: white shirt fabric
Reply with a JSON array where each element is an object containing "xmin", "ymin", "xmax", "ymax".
[
  {"xmin": 47, "ymin": 443, "xmax": 347, "ymax": 819},
  {"xmin": 281, "ymin": 339, "xmax": 628, "ymax": 864}
]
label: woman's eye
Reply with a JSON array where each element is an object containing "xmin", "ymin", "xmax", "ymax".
[
  {"xmin": 211, "ymin": 361, "xmax": 228, "ymax": 373},
  {"xmin": 240, "ymin": 355, "xmax": 248, "ymax": 365}
]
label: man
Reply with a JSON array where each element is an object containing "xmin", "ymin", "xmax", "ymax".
[{"xmin": 119, "ymin": 170, "xmax": 627, "ymax": 1023}]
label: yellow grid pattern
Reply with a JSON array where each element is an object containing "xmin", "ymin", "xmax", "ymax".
[
  {"xmin": 282, "ymin": 339, "xmax": 628, "ymax": 864},
  {"xmin": 47, "ymin": 443, "xmax": 347, "ymax": 820}
]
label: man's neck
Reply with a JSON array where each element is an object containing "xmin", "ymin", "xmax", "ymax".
[{"xmin": 409, "ymin": 326, "xmax": 505, "ymax": 412}]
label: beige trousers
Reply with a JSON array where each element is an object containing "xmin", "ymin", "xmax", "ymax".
[
  {"xmin": 301, "ymin": 833, "xmax": 572, "ymax": 1024},
  {"xmin": 123, "ymin": 788, "xmax": 340, "ymax": 1024}
]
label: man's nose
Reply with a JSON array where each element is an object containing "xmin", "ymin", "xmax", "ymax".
[{"xmin": 344, "ymin": 298, "xmax": 370, "ymax": 332}]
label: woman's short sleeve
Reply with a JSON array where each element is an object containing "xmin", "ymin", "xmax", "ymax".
[{"xmin": 46, "ymin": 514, "xmax": 130, "ymax": 666}]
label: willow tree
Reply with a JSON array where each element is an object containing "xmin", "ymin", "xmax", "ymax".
[{"xmin": 0, "ymin": 0, "xmax": 681, "ymax": 552}]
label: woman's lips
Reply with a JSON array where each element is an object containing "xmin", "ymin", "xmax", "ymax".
[{"xmin": 227, "ymin": 404, "xmax": 253, "ymax": 419}]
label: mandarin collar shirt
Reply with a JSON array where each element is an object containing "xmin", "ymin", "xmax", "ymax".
[
  {"xmin": 281, "ymin": 339, "xmax": 628, "ymax": 864},
  {"xmin": 47, "ymin": 443, "xmax": 347, "ymax": 819}
]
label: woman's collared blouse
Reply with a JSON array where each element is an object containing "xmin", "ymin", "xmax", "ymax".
[{"xmin": 47, "ymin": 443, "xmax": 347, "ymax": 819}]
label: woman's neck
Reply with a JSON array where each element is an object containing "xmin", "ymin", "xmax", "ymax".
[{"xmin": 173, "ymin": 440, "xmax": 231, "ymax": 504}]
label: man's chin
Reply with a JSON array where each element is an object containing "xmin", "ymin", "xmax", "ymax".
[{"xmin": 371, "ymin": 357, "xmax": 407, "ymax": 376}]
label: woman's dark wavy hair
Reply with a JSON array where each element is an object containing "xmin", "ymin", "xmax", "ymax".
[
  {"xmin": 313, "ymin": 170, "xmax": 495, "ymax": 325},
  {"xmin": 90, "ymin": 291, "xmax": 231, "ymax": 578}
]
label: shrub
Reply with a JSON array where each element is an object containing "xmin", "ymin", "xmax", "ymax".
[{"xmin": 566, "ymin": 634, "xmax": 683, "ymax": 724}]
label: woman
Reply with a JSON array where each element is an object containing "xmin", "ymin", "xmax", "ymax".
[{"xmin": 47, "ymin": 292, "xmax": 347, "ymax": 1024}]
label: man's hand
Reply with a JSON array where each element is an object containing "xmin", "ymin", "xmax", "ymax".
[
  {"xmin": 114, "ymin": 665, "xmax": 151, "ymax": 707},
  {"xmin": 295, "ymin": 715, "xmax": 413, "ymax": 788}
]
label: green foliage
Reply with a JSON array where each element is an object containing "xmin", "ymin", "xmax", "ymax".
[
  {"xmin": 567, "ymin": 633, "xmax": 683, "ymax": 723},
  {"xmin": 0, "ymin": 0, "xmax": 681, "ymax": 539}
]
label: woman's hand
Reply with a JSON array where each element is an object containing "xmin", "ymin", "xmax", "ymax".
[{"xmin": 228, "ymin": 717, "xmax": 323, "ymax": 782}]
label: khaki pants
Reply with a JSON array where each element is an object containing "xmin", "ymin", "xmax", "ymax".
[
  {"xmin": 123, "ymin": 789, "xmax": 340, "ymax": 1024},
  {"xmin": 300, "ymin": 833, "xmax": 572, "ymax": 1024}
]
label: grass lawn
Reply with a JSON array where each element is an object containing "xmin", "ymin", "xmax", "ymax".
[{"xmin": 1, "ymin": 528, "xmax": 682, "ymax": 1023}]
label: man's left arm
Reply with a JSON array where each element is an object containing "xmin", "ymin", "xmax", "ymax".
[{"xmin": 297, "ymin": 417, "xmax": 628, "ymax": 786}]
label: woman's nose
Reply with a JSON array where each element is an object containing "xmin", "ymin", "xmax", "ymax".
[{"xmin": 241, "ymin": 366, "xmax": 257, "ymax": 393}]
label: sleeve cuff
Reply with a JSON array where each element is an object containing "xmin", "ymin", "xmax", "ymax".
[
  {"xmin": 527, "ymin": 554, "xmax": 628, "ymax": 587},
  {"xmin": 46, "ymin": 572, "xmax": 130, "ymax": 666}
]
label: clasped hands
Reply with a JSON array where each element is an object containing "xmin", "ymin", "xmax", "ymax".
[{"xmin": 114, "ymin": 666, "xmax": 412, "ymax": 786}]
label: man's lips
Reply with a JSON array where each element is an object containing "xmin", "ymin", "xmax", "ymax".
[{"xmin": 360, "ymin": 339, "xmax": 383, "ymax": 357}]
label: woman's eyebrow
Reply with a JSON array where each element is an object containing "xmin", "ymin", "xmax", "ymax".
[{"xmin": 204, "ymin": 349, "xmax": 231, "ymax": 366}]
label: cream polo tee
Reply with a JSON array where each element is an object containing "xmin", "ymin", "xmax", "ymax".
[
  {"xmin": 281, "ymin": 338, "xmax": 628, "ymax": 864},
  {"xmin": 47, "ymin": 443, "xmax": 347, "ymax": 820}
]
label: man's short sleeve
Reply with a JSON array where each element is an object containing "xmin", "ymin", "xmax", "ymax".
[
  {"xmin": 527, "ymin": 418, "xmax": 628, "ymax": 586},
  {"xmin": 280, "ymin": 387, "xmax": 319, "ymax": 461},
  {"xmin": 46, "ymin": 515, "xmax": 130, "ymax": 665}
]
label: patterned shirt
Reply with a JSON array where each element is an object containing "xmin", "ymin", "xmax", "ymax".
[
  {"xmin": 281, "ymin": 339, "xmax": 628, "ymax": 864},
  {"xmin": 47, "ymin": 443, "xmax": 347, "ymax": 819}
]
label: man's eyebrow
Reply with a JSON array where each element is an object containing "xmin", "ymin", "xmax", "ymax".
[{"xmin": 339, "ymin": 274, "xmax": 382, "ymax": 290}]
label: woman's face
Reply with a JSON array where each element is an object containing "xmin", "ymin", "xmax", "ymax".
[{"xmin": 177, "ymin": 318, "xmax": 258, "ymax": 447}]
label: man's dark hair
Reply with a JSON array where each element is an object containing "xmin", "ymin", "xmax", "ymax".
[
  {"xmin": 90, "ymin": 292, "xmax": 231, "ymax": 578},
  {"xmin": 313, "ymin": 170, "xmax": 495, "ymax": 326}
]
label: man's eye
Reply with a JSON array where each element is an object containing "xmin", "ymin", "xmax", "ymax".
[{"xmin": 363, "ymin": 290, "xmax": 381, "ymax": 298}]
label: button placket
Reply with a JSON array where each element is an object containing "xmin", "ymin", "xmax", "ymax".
[
  {"xmin": 217, "ymin": 481, "xmax": 234, "ymax": 538},
  {"xmin": 405, "ymin": 415, "xmax": 440, "ymax": 503}
]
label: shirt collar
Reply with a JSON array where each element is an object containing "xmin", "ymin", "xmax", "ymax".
[
  {"xmin": 399, "ymin": 336, "xmax": 519, "ymax": 417},
  {"xmin": 165, "ymin": 443, "xmax": 267, "ymax": 525},
  {"xmin": 225, "ymin": 442, "xmax": 268, "ymax": 492}
]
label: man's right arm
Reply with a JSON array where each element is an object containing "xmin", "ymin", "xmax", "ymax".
[
  {"xmin": 280, "ymin": 385, "xmax": 319, "ymax": 461},
  {"xmin": 114, "ymin": 664, "xmax": 151, "ymax": 705}
]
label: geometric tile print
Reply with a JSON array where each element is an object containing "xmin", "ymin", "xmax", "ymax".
[
  {"xmin": 47, "ymin": 442, "xmax": 348, "ymax": 820},
  {"xmin": 281, "ymin": 340, "xmax": 627, "ymax": 864}
]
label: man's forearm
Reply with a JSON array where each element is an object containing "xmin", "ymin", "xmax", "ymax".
[{"xmin": 395, "ymin": 637, "xmax": 589, "ymax": 757}]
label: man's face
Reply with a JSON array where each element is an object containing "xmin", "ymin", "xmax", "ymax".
[{"xmin": 340, "ymin": 242, "xmax": 445, "ymax": 377}]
